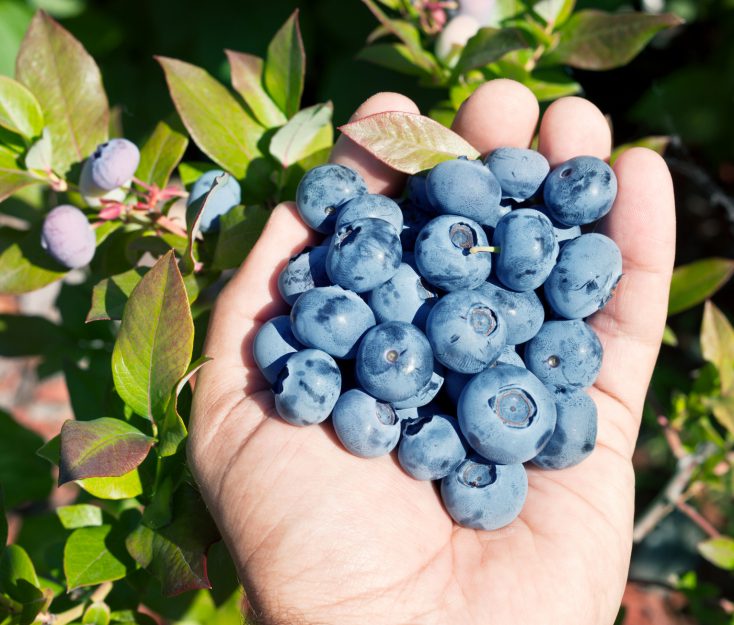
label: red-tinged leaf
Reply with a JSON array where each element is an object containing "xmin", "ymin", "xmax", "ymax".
[
  {"xmin": 58, "ymin": 418, "xmax": 155, "ymax": 485},
  {"xmin": 545, "ymin": 10, "xmax": 683, "ymax": 70},
  {"xmin": 226, "ymin": 50, "xmax": 287, "ymax": 128},
  {"xmin": 125, "ymin": 484, "xmax": 220, "ymax": 596},
  {"xmin": 15, "ymin": 11, "xmax": 109, "ymax": 175},
  {"xmin": 111, "ymin": 251, "xmax": 194, "ymax": 421},
  {"xmin": 264, "ymin": 10, "xmax": 305, "ymax": 118},
  {"xmin": 338, "ymin": 111, "xmax": 480, "ymax": 174}
]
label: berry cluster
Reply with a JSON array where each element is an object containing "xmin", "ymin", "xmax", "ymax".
[
  {"xmin": 255, "ymin": 149, "xmax": 622, "ymax": 531},
  {"xmin": 39, "ymin": 135, "xmax": 242, "ymax": 270}
]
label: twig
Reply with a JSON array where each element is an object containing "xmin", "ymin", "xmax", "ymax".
[
  {"xmin": 39, "ymin": 581, "xmax": 112, "ymax": 625},
  {"xmin": 676, "ymin": 500, "xmax": 720, "ymax": 538},
  {"xmin": 632, "ymin": 442, "xmax": 717, "ymax": 543}
]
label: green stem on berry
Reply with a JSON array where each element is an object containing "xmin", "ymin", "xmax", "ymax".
[{"xmin": 469, "ymin": 245, "xmax": 500, "ymax": 254}]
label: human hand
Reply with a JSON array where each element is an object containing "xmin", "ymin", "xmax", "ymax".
[{"xmin": 188, "ymin": 79, "xmax": 676, "ymax": 625}]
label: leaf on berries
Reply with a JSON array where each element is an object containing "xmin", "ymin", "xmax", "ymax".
[
  {"xmin": 58, "ymin": 417, "xmax": 155, "ymax": 485},
  {"xmin": 0, "ymin": 75, "xmax": 44, "ymax": 140},
  {"xmin": 338, "ymin": 111, "xmax": 480, "ymax": 174},
  {"xmin": 264, "ymin": 10, "xmax": 305, "ymax": 119},
  {"xmin": 269, "ymin": 101, "xmax": 333, "ymax": 168},
  {"xmin": 64, "ymin": 524, "xmax": 135, "ymax": 590},
  {"xmin": 227, "ymin": 50, "xmax": 287, "ymax": 128},
  {"xmin": 136, "ymin": 116, "xmax": 189, "ymax": 189},
  {"xmin": 544, "ymin": 10, "xmax": 683, "ymax": 70}
]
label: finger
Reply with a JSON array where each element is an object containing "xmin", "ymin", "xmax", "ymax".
[
  {"xmin": 451, "ymin": 79, "xmax": 540, "ymax": 154},
  {"xmin": 330, "ymin": 92, "xmax": 419, "ymax": 196},
  {"xmin": 538, "ymin": 96, "xmax": 612, "ymax": 166},
  {"xmin": 589, "ymin": 148, "xmax": 676, "ymax": 455}
]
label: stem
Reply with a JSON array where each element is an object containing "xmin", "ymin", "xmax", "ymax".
[
  {"xmin": 469, "ymin": 246, "xmax": 500, "ymax": 254},
  {"xmin": 632, "ymin": 442, "xmax": 717, "ymax": 543},
  {"xmin": 0, "ymin": 593, "xmax": 22, "ymax": 613},
  {"xmin": 41, "ymin": 582, "xmax": 113, "ymax": 625},
  {"xmin": 676, "ymin": 500, "xmax": 720, "ymax": 538}
]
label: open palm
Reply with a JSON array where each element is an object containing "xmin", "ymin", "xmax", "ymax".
[{"xmin": 189, "ymin": 80, "xmax": 676, "ymax": 625}]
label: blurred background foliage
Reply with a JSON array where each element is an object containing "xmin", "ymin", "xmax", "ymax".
[{"xmin": 0, "ymin": 0, "xmax": 733, "ymax": 623}]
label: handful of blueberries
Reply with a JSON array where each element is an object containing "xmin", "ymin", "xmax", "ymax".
[{"xmin": 254, "ymin": 148, "xmax": 622, "ymax": 531}]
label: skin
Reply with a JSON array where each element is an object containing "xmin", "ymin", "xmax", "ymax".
[{"xmin": 188, "ymin": 80, "xmax": 676, "ymax": 625}]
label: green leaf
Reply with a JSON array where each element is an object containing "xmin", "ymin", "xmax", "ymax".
[
  {"xmin": 63, "ymin": 525, "xmax": 134, "ymax": 590},
  {"xmin": 545, "ymin": 10, "xmax": 683, "ymax": 71},
  {"xmin": 135, "ymin": 117, "xmax": 188, "ymax": 189},
  {"xmin": 356, "ymin": 44, "xmax": 432, "ymax": 77},
  {"xmin": 706, "ymin": 395, "xmax": 734, "ymax": 437},
  {"xmin": 25, "ymin": 127, "xmax": 53, "ymax": 172},
  {"xmin": 57, "ymin": 504, "xmax": 103, "ymax": 530},
  {"xmin": 0, "ymin": 314, "xmax": 71, "ymax": 357},
  {"xmin": 264, "ymin": 10, "xmax": 305, "ymax": 118},
  {"xmin": 0, "ymin": 545, "xmax": 46, "ymax": 624},
  {"xmin": 698, "ymin": 536, "xmax": 734, "ymax": 570},
  {"xmin": 125, "ymin": 484, "xmax": 219, "ymax": 596},
  {"xmin": 662, "ymin": 324, "xmax": 678, "ymax": 347},
  {"xmin": 523, "ymin": 72, "xmax": 581, "ymax": 101},
  {"xmin": 610, "ymin": 135, "xmax": 670, "ymax": 166},
  {"xmin": 226, "ymin": 50, "xmax": 287, "ymax": 128},
  {"xmin": 269, "ymin": 102, "xmax": 333, "ymax": 168},
  {"xmin": 212, "ymin": 204, "xmax": 269, "ymax": 271},
  {"xmin": 668, "ymin": 258, "xmax": 734, "ymax": 315},
  {"xmin": 531, "ymin": 0, "xmax": 576, "ymax": 27},
  {"xmin": 36, "ymin": 434, "xmax": 60, "ymax": 465},
  {"xmin": 0, "ymin": 148, "xmax": 41, "ymax": 204},
  {"xmin": 112, "ymin": 251, "xmax": 194, "ymax": 421},
  {"xmin": 87, "ymin": 268, "xmax": 147, "ymax": 323},
  {"xmin": 0, "ymin": 225, "xmax": 66, "ymax": 294},
  {"xmin": 15, "ymin": 11, "xmax": 108, "ymax": 175},
  {"xmin": 58, "ymin": 418, "xmax": 155, "ymax": 485},
  {"xmin": 83, "ymin": 602, "xmax": 111, "ymax": 625},
  {"xmin": 0, "ymin": 76, "xmax": 43, "ymax": 140},
  {"xmin": 0, "ymin": 410, "xmax": 53, "ymax": 508},
  {"xmin": 159, "ymin": 356, "xmax": 211, "ymax": 458},
  {"xmin": 0, "ymin": 1, "xmax": 33, "ymax": 78},
  {"xmin": 338, "ymin": 111, "xmax": 480, "ymax": 174},
  {"xmin": 178, "ymin": 161, "xmax": 219, "ymax": 189},
  {"xmin": 157, "ymin": 56, "xmax": 264, "ymax": 181},
  {"xmin": 76, "ymin": 470, "xmax": 143, "ymax": 500},
  {"xmin": 453, "ymin": 27, "xmax": 529, "ymax": 75},
  {"xmin": 700, "ymin": 301, "xmax": 734, "ymax": 395}
]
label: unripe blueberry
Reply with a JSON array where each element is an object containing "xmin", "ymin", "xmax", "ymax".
[
  {"xmin": 80, "ymin": 139, "xmax": 140, "ymax": 200},
  {"xmin": 41, "ymin": 205, "xmax": 96, "ymax": 269}
]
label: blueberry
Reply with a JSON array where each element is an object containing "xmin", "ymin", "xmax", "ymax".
[
  {"xmin": 406, "ymin": 172, "xmax": 434, "ymax": 213},
  {"xmin": 335, "ymin": 194, "xmax": 403, "ymax": 233},
  {"xmin": 458, "ymin": 364, "xmax": 557, "ymax": 464},
  {"xmin": 367, "ymin": 262, "xmax": 438, "ymax": 329},
  {"xmin": 440, "ymin": 457, "xmax": 528, "ymax": 531},
  {"xmin": 187, "ymin": 169, "xmax": 242, "ymax": 233},
  {"xmin": 533, "ymin": 387, "xmax": 597, "ymax": 470},
  {"xmin": 475, "ymin": 279, "xmax": 544, "ymax": 345},
  {"xmin": 296, "ymin": 164, "xmax": 367, "ymax": 233},
  {"xmin": 80, "ymin": 139, "xmax": 140, "ymax": 194},
  {"xmin": 252, "ymin": 316, "xmax": 303, "ymax": 384},
  {"xmin": 398, "ymin": 414, "xmax": 465, "ymax": 480},
  {"xmin": 391, "ymin": 361, "xmax": 445, "ymax": 409},
  {"xmin": 544, "ymin": 156, "xmax": 617, "ymax": 226},
  {"xmin": 273, "ymin": 349, "xmax": 341, "ymax": 426},
  {"xmin": 493, "ymin": 208, "xmax": 558, "ymax": 292},
  {"xmin": 332, "ymin": 389, "xmax": 401, "ymax": 457},
  {"xmin": 533, "ymin": 205, "xmax": 581, "ymax": 244},
  {"xmin": 326, "ymin": 218, "xmax": 402, "ymax": 293},
  {"xmin": 290, "ymin": 286, "xmax": 375, "ymax": 359},
  {"xmin": 444, "ymin": 346, "xmax": 524, "ymax": 407},
  {"xmin": 426, "ymin": 158, "xmax": 504, "ymax": 227},
  {"xmin": 277, "ymin": 245, "xmax": 331, "ymax": 306},
  {"xmin": 414, "ymin": 215, "xmax": 492, "ymax": 291},
  {"xmin": 355, "ymin": 321, "xmax": 434, "ymax": 402},
  {"xmin": 494, "ymin": 345, "xmax": 525, "ymax": 368},
  {"xmin": 544, "ymin": 233, "xmax": 623, "ymax": 319},
  {"xmin": 524, "ymin": 320, "xmax": 603, "ymax": 389},
  {"xmin": 400, "ymin": 201, "xmax": 432, "ymax": 251},
  {"xmin": 426, "ymin": 289, "xmax": 507, "ymax": 374},
  {"xmin": 484, "ymin": 147, "xmax": 550, "ymax": 202},
  {"xmin": 40, "ymin": 205, "xmax": 96, "ymax": 269}
]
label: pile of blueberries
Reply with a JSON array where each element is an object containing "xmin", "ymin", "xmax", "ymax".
[{"xmin": 254, "ymin": 149, "xmax": 622, "ymax": 531}]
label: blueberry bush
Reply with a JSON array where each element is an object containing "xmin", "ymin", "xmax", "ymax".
[{"xmin": 0, "ymin": 1, "xmax": 732, "ymax": 623}]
